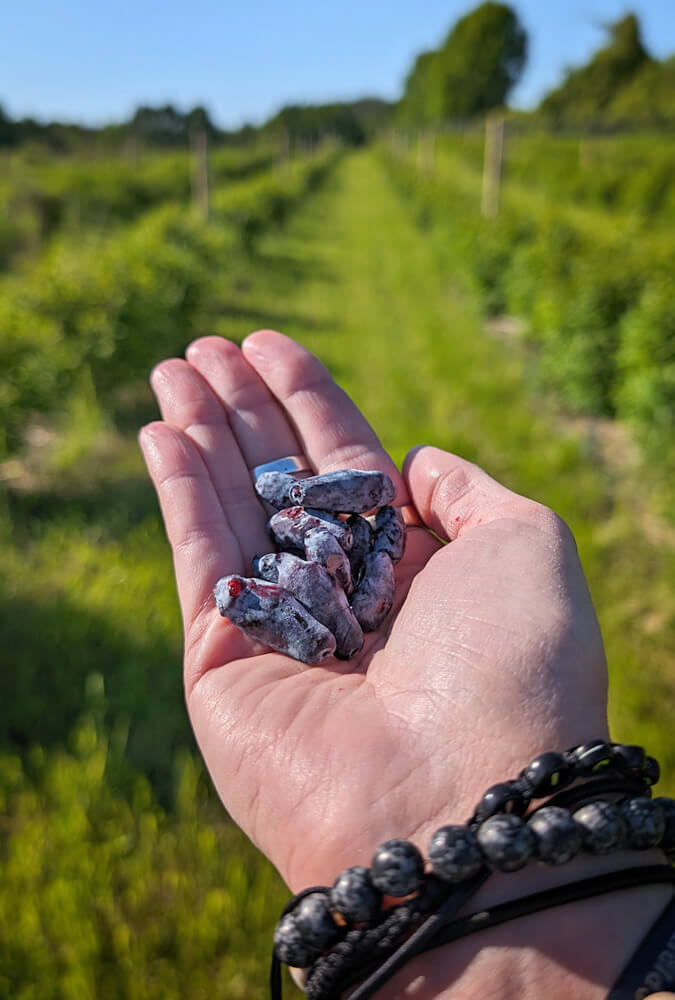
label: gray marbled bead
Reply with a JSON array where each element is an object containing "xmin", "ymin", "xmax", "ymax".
[
  {"xmin": 527, "ymin": 806, "xmax": 582, "ymax": 865},
  {"xmin": 273, "ymin": 912, "xmax": 322, "ymax": 967},
  {"xmin": 654, "ymin": 797, "xmax": 675, "ymax": 854},
  {"xmin": 620, "ymin": 797, "xmax": 666, "ymax": 850},
  {"xmin": 370, "ymin": 839, "xmax": 425, "ymax": 897},
  {"xmin": 293, "ymin": 892, "xmax": 341, "ymax": 950},
  {"xmin": 573, "ymin": 800, "xmax": 626, "ymax": 855},
  {"xmin": 476, "ymin": 814, "xmax": 536, "ymax": 872},
  {"xmin": 330, "ymin": 866, "xmax": 382, "ymax": 924},
  {"xmin": 428, "ymin": 825, "xmax": 484, "ymax": 883}
]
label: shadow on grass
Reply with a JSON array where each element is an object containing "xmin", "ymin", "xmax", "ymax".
[{"xmin": 0, "ymin": 587, "xmax": 192, "ymax": 804}]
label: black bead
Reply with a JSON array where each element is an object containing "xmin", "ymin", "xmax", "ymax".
[
  {"xmin": 570, "ymin": 740, "xmax": 613, "ymax": 777},
  {"xmin": 293, "ymin": 892, "xmax": 341, "ymax": 950},
  {"xmin": 521, "ymin": 752, "xmax": 573, "ymax": 798},
  {"xmin": 642, "ymin": 756, "xmax": 661, "ymax": 786},
  {"xmin": 428, "ymin": 825, "xmax": 484, "ymax": 883},
  {"xmin": 274, "ymin": 912, "xmax": 322, "ymax": 967},
  {"xmin": 476, "ymin": 814, "xmax": 536, "ymax": 872},
  {"xmin": 654, "ymin": 797, "xmax": 675, "ymax": 854},
  {"xmin": 330, "ymin": 866, "xmax": 382, "ymax": 924},
  {"xmin": 610, "ymin": 743, "xmax": 646, "ymax": 772},
  {"xmin": 620, "ymin": 797, "xmax": 666, "ymax": 850},
  {"xmin": 527, "ymin": 806, "xmax": 582, "ymax": 865},
  {"xmin": 573, "ymin": 800, "xmax": 626, "ymax": 854},
  {"xmin": 370, "ymin": 839, "xmax": 425, "ymax": 897},
  {"xmin": 473, "ymin": 781, "xmax": 528, "ymax": 823}
]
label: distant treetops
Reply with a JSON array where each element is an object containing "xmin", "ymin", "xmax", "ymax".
[{"xmin": 398, "ymin": 4, "xmax": 674, "ymax": 128}]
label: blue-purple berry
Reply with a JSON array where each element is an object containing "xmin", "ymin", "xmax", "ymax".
[
  {"xmin": 527, "ymin": 806, "xmax": 582, "ymax": 865},
  {"xmin": 347, "ymin": 514, "xmax": 374, "ymax": 585},
  {"xmin": 330, "ymin": 866, "xmax": 382, "ymax": 924},
  {"xmin": 213, "ymin": 575, "xmax": 336, "ymax": 664},
  {"xmin": 268, "ymin": 507, "xmax": 352, "ymax": 552},
  {"xmin": 304, "ymin": 528, "xmax": 353, "ymax": 595},
  {"xmin": 373, "ymin": 506, "xmax": 406, "ymax": 564},
  {"xmin": 620, "ymin": 797, "xmax": 665, "ymax": 850},
  {"xmin": 288, "ymin": 469, "xmax": 396, "ymax": 514},
  {"xmin": 476, "ymin": 814, "xmax": 535, "ymax": 872},
  {"xmin": 350, "ymin": 551, "xmax": 395, "ymax": 632},
  {"xmin": 254, "ymin": 471, "xmax": 296, "ymax": 510},
  {"xmin": 273, "ymin": 912, "xmax": 322, "ymax": 967},
  {"xmin": 573, "ymin": 800, "xmax": 625, "ymax": 855},
  {"xmin": 428, "ymin": 825, "xmax": 483, "ymax": 883},
  {"xmin": 370, "ymin": 839, "xmax": 425, "ymax": 897},
  {"xmin": 254, "ymin": 551, "xmax": 363, "ymax": 659}
]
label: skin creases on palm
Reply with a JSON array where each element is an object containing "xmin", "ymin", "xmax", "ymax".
[{"xmin": 139, "ymin": 330, "xmax": 608, "ymax": 893}]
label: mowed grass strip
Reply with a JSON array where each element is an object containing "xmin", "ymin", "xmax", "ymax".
[{"xmin": 252, "ymin": 148, "xmax": 675, "ymax": 784}]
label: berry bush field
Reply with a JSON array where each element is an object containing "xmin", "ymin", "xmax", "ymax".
[{"xmin": 1, "ymin": 138, "xmax": 673, "ymax": 998}]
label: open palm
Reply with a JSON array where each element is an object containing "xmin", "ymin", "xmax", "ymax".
[{"xmin": 140, "ymin": 330, "xmax": 609, "ymax": 894}]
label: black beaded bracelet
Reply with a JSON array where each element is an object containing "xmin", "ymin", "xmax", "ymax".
[{"xmin": 270, "ymin": 742, "xmax": 675, "ymax": 1000}]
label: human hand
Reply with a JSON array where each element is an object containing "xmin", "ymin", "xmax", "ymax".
[{"xmin": 139, "ymin": 330, "xmax": 610, "ymax": 895}]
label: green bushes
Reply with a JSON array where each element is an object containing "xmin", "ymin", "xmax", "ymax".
[
  {"xmin": 0, "ymin": 147, "xmax": 277, "ymax": 269},
  {"xmin": 0, "ymin": 146, "xmax": 340, "ymax": 459},
  {"xmin": 380, "ymin": 139, "xmax": 675, "ymax": 489}
]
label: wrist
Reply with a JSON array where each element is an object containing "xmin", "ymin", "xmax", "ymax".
[{"xmin": 369, "ymin": 849, "xmax": 673, "ymax": 1000}]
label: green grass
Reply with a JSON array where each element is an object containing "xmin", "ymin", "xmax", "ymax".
[{"xmin": 1, "ymin": 146, "xmax": 674, "ymax": 997}]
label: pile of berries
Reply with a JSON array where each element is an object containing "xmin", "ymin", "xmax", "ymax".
[{"xmin": 214, "ymin": 469, "xmax": 406, "ymax": 664}]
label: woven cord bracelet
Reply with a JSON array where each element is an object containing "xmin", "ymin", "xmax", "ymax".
[{"xmin": 270, "ymin": 742, "xmax": 675, "ymax": 1000}]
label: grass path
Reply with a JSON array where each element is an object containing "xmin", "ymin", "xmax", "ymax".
[{"xmin": 249, "ymin": 149, "xmax": 675, "ymax": 781}]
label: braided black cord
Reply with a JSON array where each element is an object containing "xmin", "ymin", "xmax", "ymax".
[{"xmin": 304, "ymin": 877, "xmax": 449, "ymax": 1000}]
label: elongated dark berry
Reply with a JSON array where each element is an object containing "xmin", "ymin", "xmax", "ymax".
[
  {"xmin": 289, "ymin": 469, "xmax": 396, "ymax": 513},
  {"xmin": 214, "ymin": 575, "xmax": 336, "ymax": 664}
]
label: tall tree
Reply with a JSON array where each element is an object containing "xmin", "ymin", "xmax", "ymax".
[
  {"xmin": 540, "ymin": 14, "xmax": 650, "ymax": 122},
  {"xmin": 401, "ymin": 3, "xmax": 527, "ymax": 123}
]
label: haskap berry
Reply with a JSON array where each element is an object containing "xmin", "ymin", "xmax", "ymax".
[
  {"xmin": 289, "ymin": 469, "xmax": 396, "ymax": 513},
  {"xmin": 215, "ymin": 469, "xmax": 406, "ymax": 664},
  {"xmin": 254, "ymin": 470, "xmax": 297, "ymax": 510},
  {"xmin": 346, "ymin": 514, "xmax": 374, "ymax": 586},
  {"xmin": 268, "ymin": 507, "xmax": 352, "ymax": 552},
  {"xmin": 350, "ymin": 550, "xmax": 396, "ymax": 632},
  {"xmin": 304, "ymin": 527, "xmax": 354, "ymax": 595},
  {"xmin": 254, "ymin": 551, "xmax": 364, "ymax": 659},
  {"xmin": 213, "ymin": 574, "xmax": 336, "ymax": 663},
  {"xmin": 373, "ymin": 505, "xmax": 406, "ymax": 564}
]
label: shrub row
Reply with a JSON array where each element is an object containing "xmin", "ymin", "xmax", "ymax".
[
  {"xmin": 381, "ymin": 144, "xmax": 675, "ymax": 488},
  {"xmin": 1, "ymin": 147, "xmax": 340, "ymax": 458},
  {"xmin": 422, "ymin": 130, "xmax": 675, "ymax": 222},
  {"xmin": 0, "ymin": 146, "xmax": 277, "ymax": 269}
]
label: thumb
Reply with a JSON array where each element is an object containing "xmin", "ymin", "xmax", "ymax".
[{"xmin": 402, "ymin": 445, "xmax": 533, "ymax": 542}]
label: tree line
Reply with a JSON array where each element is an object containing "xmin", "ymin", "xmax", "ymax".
[{"xmin": 1, "ymin": 5, "xmax": 673, "ymax": 154}]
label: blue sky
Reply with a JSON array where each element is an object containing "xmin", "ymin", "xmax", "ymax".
[{"xmin": 4, "ymin": 1, "xmax": 674, "ymax": 128}]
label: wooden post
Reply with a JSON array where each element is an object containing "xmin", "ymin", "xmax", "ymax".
[
  {"xmin": 417, "ymin": 130, "xmax": 435, "ymax": 174},
  {"xmin": 481, "ymin": 116, "xmax": 504, "ymax": 219},
  {"xmin": 579, "ymin": 137, "xmax": 592, "ymax": 168},
  {"xmin": 190, "ymin": 127, "xmax": 210, "ymax": 222}
]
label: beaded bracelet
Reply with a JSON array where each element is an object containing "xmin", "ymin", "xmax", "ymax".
[{"xmin": 270, "ymin": 741, "xmax": 675, "ymax": 1000}]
